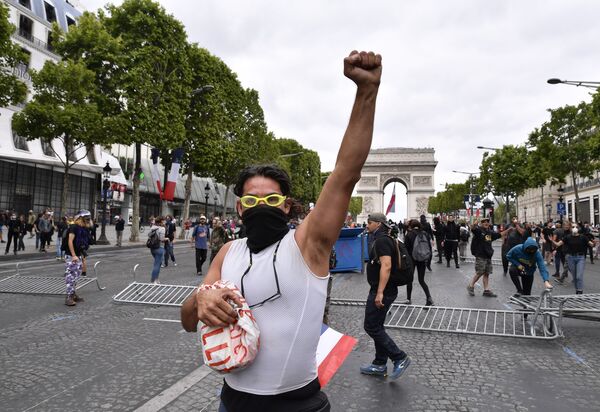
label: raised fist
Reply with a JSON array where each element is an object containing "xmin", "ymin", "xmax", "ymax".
[{"xmin": 344, "ymin": 50, "xmax": 382, "ymax": 87}]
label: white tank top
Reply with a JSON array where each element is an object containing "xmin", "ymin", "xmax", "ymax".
[{"xmin": 221, "ymin": 230, "xmax": 329, "ymax": 395}]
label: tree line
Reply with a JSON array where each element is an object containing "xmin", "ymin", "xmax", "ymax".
[{"xmin": 0, "ymin": 0, "xmax": 322, "ymax": 241}]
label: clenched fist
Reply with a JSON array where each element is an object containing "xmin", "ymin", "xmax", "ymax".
[{"xmin": 344, "ymin": 50, "xmax": 382, "ymax": 87}]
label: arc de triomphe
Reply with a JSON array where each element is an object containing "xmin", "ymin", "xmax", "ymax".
[{"xmin": 356, "ymin": 148, "xmax": 437, "ymax": 223}]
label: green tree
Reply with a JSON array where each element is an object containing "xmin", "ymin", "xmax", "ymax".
[
  {"xmin": 276, "ymin": 138, "xmax": 322, "ymax": 204},
  {"xmin": 348, "ymin": 196, "xmax": 363, "ymax": 219},
  {"xmin": 12, "ymin": 60, "xmax": 104, "ymax": 217},
  {"xmin": 0, "ymin": 2, "xmax": 28, "ymax": 108},
  {"xmin": 101, "ymin": 0, "xmax": 192, "ymax": 239},
  {"xmin": 528, "ymin": 102, "xmax": 598, "ymax": 221},
  {"xmin": 478, "ymin": 145, "xmax": 530, "ymax": 223}
]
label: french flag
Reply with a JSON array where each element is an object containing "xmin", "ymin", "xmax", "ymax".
[
  {"xmin": 150, "ymin": 148, "xmax": 163, "ymax": 199},
  {"xmin": 386, "ymin": 183, "xmax": 396, "ymax": 215},
  {"xmin": 163, "ymin": 148, "xmax": 184, "ymax": 201},
  {"xmin": 316, "ymin": 324, "xmax": 357, "ymax": 387}
]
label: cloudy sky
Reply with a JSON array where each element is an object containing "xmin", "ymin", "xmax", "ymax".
[{"xmin": 82, "ymin": 0, "xmax": 600, "ymax": 218}]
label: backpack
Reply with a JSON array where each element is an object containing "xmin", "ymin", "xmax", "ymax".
[
  {"xmin": 412, "ymin": 231, "xmax": 432, "ymax": 262},
  {"xmin": 459, "ymin": 229, "xmax": 470, "ymax": 242},
  {"xmin": 370, "ymin": 235, "xmax": 414, "ymax": 287},
  {"xmin": 146, "ymin": 228, "xmax": 161, "ymax": 249},
  {"xmin": 60, "ymin": 228, "xmax": 70, "ymax": 252}
]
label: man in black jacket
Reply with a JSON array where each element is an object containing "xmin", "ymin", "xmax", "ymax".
[
  {"xmin": 467, "ymin": 218, "xmax": 503, "ymax": 297},
  {"xmin": 443, "ymin": 215, "xmax": 460, "ymax": 268},
  {"xmin": 115, "ymin": 215, "xmax": 125, "ymax": 247},
  {"xmin": 432, "ymin": 216, "xmax": 445, "ymax": 264}
]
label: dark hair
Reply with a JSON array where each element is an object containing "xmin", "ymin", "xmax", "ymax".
[
  {"xmin": 409, "ymin": 219, "xmax": 421, "ymax": 229},
  {"xmin": 234, "ymin": 164, "xmax": 291, "ymax": 197}
]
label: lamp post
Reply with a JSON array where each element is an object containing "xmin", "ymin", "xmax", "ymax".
[
  {"xmin": 452, "ymin": 170, "xmax": 479, "ymax": 223},
  {"xmin": 524, "ymin": 206, "xmax": 528, "ymax": 222},
  {"xmin": 97, "ymin": 161, "xmax": 112, "ymax": 245},
  {"xmin": 204, "ymin": 182, "xmax": 210, "ymax": 217},
  {"xmin": 546, "ymin": 201, "xmax": 552, "ymax": 222},
  {"xmin": 547, "ymin": 78, "xmax": 600, "ymax": 89},
  {"xmin": 213, "ymin": 195, "xmax": 218, "ymax": 216}
]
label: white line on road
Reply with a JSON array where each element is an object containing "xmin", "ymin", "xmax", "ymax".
[
  {"xmin": 143, "ymin": 318, "xmax": 181, "ymax": 323},
  {"xmin": 134, "ymin": 365, "xmax": 213, "ymax": 412}
]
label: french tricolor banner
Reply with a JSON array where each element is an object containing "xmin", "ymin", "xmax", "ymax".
[
  {"xmin": 163, "ymin": 148, "xmax": 184, "ymax": 201},
  {"xmin": 386, "ymin": 183, "xmax": 396, "ymax": 215},
  {"xmin": 150, "ymin": 148, "xmax": 163, "ymax": 199},
  {"xmin": 316, "ymin": 324, "xmax": 357, "ymax": 387}
]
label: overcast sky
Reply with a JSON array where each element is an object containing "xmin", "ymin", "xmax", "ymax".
[{"xmin": 82, "ymin": 0, "xmax": 600, "ymax": 218}]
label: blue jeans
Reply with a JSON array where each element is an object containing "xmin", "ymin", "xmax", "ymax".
[
  {"xmin": 567, "ymin": 254, "xmax": 586, "ymax": 292},
  {"xmin": 151, "ymin": 247, "xmax": 164, "ymax": 282},
  {"xmin": 56, "ymin": 236, "xmax": 63, "ymax": 258},
  {"xmin": 164, "ymin": 241, "xmax": 176, "ymax": 266},
  {"xmin": 363, "ymin": 290, "xmax": 406, "ymax": 365}
]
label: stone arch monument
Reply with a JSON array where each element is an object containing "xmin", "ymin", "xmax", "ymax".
[{"xmin": 356, "ymin": 148, "xmax": 437, "ymax": 223}]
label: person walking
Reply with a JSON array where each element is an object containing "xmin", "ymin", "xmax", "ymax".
[
  {"xmin": 191, "ymin": 215, "xmax": 209, "ymax": 276},
  {"xmin": 541, "ymin": 221, "xmax": 554, "ymax": 265},
  {"xmin": 163, "ymin": 215, "xmax": 177, "ymax": 267},
  {"xmin": 27, "ymin": 210, "xmax": 36, "ymax": 237},
  {"xmin": 552, "ymin": 224, "xmax": 594, "ymax": 294},
  {"xmin": 115, "ymin": 215, "xmax": 125, "ymax": 247},
  {"xmin": 443, "ymin": 214, "xmax": 460, "ymax": 268},
  {"xmin": 458, "ymin": 222, "xmax": 470, "ymax": 261},
  {"xmin": 432, "ymin": 216, "xmax": 445, "ymax": 264},
  {"xmin": 467, "ymin": 218, "xmax": 503, "ymax": 297},
  {"xmin": 506, "ymin": 237, "xmax": 553, "ymax": 297},
  {"xmin": 582, "ymin": 222, "xmax": 595, "ymax": 264},
  {"xmin": 183, "ymin": 218, "xmax": 192, "ymax": 240},
  {"xmin": 361, "ymin": 212, "xmax": 411, "ymax": 379},
  {"xmin": 64, "ymin": 210, "xmax": 92, "ymax": 306},
  {"xmin": 501, "ymin": 217, "xmax": 527, "ymax": 276},
  {"xmin": 55, "ymin": 216, "xmax": 68, "ymax": 261},
  {"xmin": 420, "ymin": 214, "xmax": 433, "ymax": 271},
  {"xmin": 404, "ymin": 219, "xmax": 434, "ymax": 306},
  {"xmin": 148, "ymin": 217, "xmax": 166, "ymax": 284},
  {"xmin": 4, "ymin": 213, "xmax": 21, "ymax": 255},
  {"xmin": 182, "ymin": 50, "xmax": 383, "ymax": 411},
  {"xmin": 0, "ymin": 211, "xmax": 6, "ymax": 243},
  {"xmin": 38, "ymin": 212, "xmax": 52, "ymax": 252},
  {"xmin": 17, "ymin": 214, "xmax": 26, "ymax": 251},
  {"xmin": 552, "ymin": 221, "xmax": 569, "ymax": 280}
]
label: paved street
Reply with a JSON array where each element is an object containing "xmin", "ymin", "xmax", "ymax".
[{"xmin": 1, "ymin": 242, "xmax": 600, "ymax": 411}]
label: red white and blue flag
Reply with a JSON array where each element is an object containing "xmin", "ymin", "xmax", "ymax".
[
  {"xmin": 150, "ymin": 148, "xmax": 163, "ymax": 199},
  {"xmin": 163, "ymin": 148, "xmax": 184, "ymax": 201},
  {"xmin": 316, "ymin": 324, "xmax": 357, "ymax": 387},
  {"xmin": 385, "ymin": 184, "xmax": 396, "ymax": 215}
]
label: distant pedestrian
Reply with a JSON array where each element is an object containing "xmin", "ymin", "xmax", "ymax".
[
  {"xmin": 404, "ymin": 219, "xmax": 434, "ymax": 306},
  {"xmin": 27, "ymin": 210, "xmax": 35, "ymax": 237},
  {"xmin": 38, "ymin": 212, "xmax": 52, "ymax": 252},
  {"xmin": 115, "ymin": 215, "xmax": 125, "ymax": 247},
  {"xmin": 148, "ymin": 217, "xmax": 166, "ymax": 284},
  {"xmin": 209, "ymin": 218, "xmax": 227, "ymax": 263},
  {"xmin": 163, "ymin": 215, "xmax": 177, "ymax": 267},
  {"xmin": 458, "ymin": 222, "xmax": 470, "ymax": 260},
  {"xmin": 64, "ymin": 210, "xmax": 92, "ymax": 306},
  {"xmin": 34, "ymin": 213, "xmax": 42, "ymax": 249},
  {"xmin": 17, "ymin": 214, "xmax": 26, "ymax": 251},
  {"xmin": 55, "ymin": 216, "xmax": 68, "ymax": 261},
  {"xmin": 432, "ymin": 216, "xmax": 445, "ymax": 264},
  {"xmin": 443, "ymin": 214, "xmax": 460, "ymax": 268},
  {"xmin": 183, "ymin": 218, "xmax": 192, "ymax": 240},
  {"xmin": 361, "ymin": 212, "xmax": 411, "ymax": 379},
  {"xmin": 467, "ymin": 218, "xmax": 503, "ymax": 297},
  {"xmin": 0, "ymin": 211, "xmax": 6, "ymax": 243},
  {"xmin": 4, "ymin": 213, "xmax": 21, "ymax": 255},
  {"xmin": 191, "ymin": 215, "xmax": 209, "ymax": 276},
  {"xmin": 552, "ymin": 224, "xmax": 594, "ymax": 294}
]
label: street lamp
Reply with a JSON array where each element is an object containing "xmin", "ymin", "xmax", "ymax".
[
  {"xmin": 97, "ymin": 161, "xmax": 112, "ymax": 245},
  {"xmin": 204, "ymin": 182, "xmax": 210, "ymax": 217},
  {"xmin": 524, "ymin": 206, "xmax": 528, "ymax": 222},
  {"xmin": 546, "ymin": 202, "xmax": 552, "ymax": 222},
  {"xmin": 547, "ymin": 78, "xmax": 600, "ymax": 89}
]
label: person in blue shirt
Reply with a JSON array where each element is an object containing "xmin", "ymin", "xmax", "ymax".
[
  {"xmin": 191, "ymin": 216, "xmax": 210, "ymax": 276},
  {"xmin": 506, "ymin": 237, "xmax": 553, "ymax": 297}
]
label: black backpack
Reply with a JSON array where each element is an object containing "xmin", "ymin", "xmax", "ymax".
[
  {"xmin": 370, "ymin": 235, "xmax": 414, "ymax": 287},
  {"xmin": 459, "ymin": 229, "xmax": 470, "ymax": 242},
  {"xmin": 146, "ymin": 228, "xmax": 161, "ymax": 249}
]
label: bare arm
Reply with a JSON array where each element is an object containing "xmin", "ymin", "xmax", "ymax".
[
  {"xmin": 180, "ymin": 242, "xmax": 241, "ymax": 332},
  {"xmin": 375, "ymin": 256, "xmax": 392, "ymax": 309},
  {"xmin": 296, "ymin": 51, "xmax": 382, "ymax": 276},
  {"xmin": 68, "ymin": 232, "xmax": 78, "ymax": 261}
]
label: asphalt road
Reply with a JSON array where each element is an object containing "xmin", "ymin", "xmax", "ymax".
[{"xmin": 1, "ymin": 243, "xmax": 600, "ymax": 411}]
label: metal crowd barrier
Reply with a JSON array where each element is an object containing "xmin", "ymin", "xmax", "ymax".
[
  {"xmin": 0, "ymin": 261, "xmax": 105, "ymax": 295},
  {"xmin": 112, "ymin": 264, "xmax": 197, "ymax": 306}
]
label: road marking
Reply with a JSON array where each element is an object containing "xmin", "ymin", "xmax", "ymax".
[
  {"xmin": 143, "ymin": 318, "xmax": 181, "ymax": 323},
  {"xmin": 562, "ymin": 346, "xmax": 594, "ymax": 371},
  {"xmin": 134, "ymin": 365, "xmax": 213, "ymax": 412}
]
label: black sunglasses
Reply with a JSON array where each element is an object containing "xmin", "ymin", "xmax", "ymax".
[{"xmin": 240, "ymin": 240, "xmax": 282, "ymax": 309}]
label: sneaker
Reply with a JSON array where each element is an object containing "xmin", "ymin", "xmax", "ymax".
[
  {"xmin": 197, "ymin": 272, "xmax": 202, "ymax": 276},
  {"xmin": 65, "ymin": 295, "xmax": 76, "ymax": 306},
  {"xmin": 173, "ymin": 263, "xmax": 177, "ymax": 267},
  {"xmin": 455, "ymin": 265, "xmax": 460, "ymax": 269},
  {"xmin": 73, "ymin": 293, "xmax": 84, "ymax": 302},
  {"xmin": 161, "ymin": 264, "xmax": 166, "ymax": 268},
  {"xmin": 576, "ymin": 290, "xmax": 583, "ymax": 295},
  {"xmin": 552, "ymin": 273, "xmax": 560, "ymax": 279},
  {"xmin": 512, "ymin": 292, "xmax": 522, "ymax": 298},
  {"xmin": 390, "ymin": 356, "xmax": 411, "ymax": 380},
  {"xmin": 446, "ymin": 262, "xmax": 450, "ymax": 268},
  {"xmin": 360, "ymin": 363, "xmax": 387, "ymax": 376},
  {"xmin": 467, "ymin": 285, "xmax": 475, "ymax": 296},
  {"xmin": 554, "ymin": 278, "xmax": 564, "ymax": 285},
  {"xmin": 482, "ymin": 290, "xmax": 497, "ymax": 297},
  {"xmin": 398, "ymin": 299, "xmax": 411, "ymax": 305},
  {"xmin": 425, "ymin": 298, "xmax": 434, "ymax": 306}
]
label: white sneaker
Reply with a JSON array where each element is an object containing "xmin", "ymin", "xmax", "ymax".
[
  {"xmin": 173, "ymin": 263, "xmax": 177, "ymax": 267},
  {"xmin": 161, "ymin": 264, "xmax": 165, "ymax": 268}
]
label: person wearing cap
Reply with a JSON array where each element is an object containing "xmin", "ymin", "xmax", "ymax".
[
  {"xmin": 4, "ymin": 213, "xmax": 22, "ymax": 255},
  {"xmin": 466, "ymin": 218, "xmax": 503, "ymax": 297},
  {"xmin": 115, "ymin": 215, "xmax": 125, "ymax": 247},
  {"xmin": 192, "ymin": 215, "xmax": 210, "ymax": 276},
  {"xmin": 64, "ymin": 210, "xmax": 92, "ymax": 306},
  {"xmin": 361, "ymin": 212, "xmax": 411, "ymax": 380}
]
